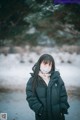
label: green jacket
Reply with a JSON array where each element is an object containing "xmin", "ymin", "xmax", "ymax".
[{"xmin": 26, "ymin": 71, "xmax": 70, "ymax": 120}]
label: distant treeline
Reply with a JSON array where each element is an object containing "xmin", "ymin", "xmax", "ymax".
[{"xmin": 0, "ymin": 0, "xmax": 80, "ymax": 46}]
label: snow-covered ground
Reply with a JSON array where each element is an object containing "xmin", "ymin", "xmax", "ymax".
[{"xmin": 0, "ymin": 46, "xmax": 80, "ymax": 90}]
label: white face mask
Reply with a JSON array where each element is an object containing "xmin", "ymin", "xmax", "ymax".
[{"xmin": 40, "ymin": 66, "xmax": 51, "ymax": 74}]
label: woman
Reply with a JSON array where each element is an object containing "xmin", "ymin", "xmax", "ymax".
[{"xmin": 26, "ymin": 54, "xmax": 70, "ymax": 120}]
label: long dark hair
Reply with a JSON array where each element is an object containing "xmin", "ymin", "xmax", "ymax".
[{"xmin": 31, "ymin": 54, "xmax": 55, "ymax": 92}]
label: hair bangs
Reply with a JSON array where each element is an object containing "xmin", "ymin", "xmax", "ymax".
[{"xmin": 42, "ymin": 59, "xmax": 52, "ymax": 65}]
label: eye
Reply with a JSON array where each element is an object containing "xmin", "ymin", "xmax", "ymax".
[{"xmin": 42, "ymin": 61, "xmax": 47, "ymax": 65}]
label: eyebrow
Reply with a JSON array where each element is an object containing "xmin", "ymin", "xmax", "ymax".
[{"xmin": 43, "ymin": 60, "xmax": 52, "ymax": 65}]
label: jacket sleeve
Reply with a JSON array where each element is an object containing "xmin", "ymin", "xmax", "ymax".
[
  {"xmin": 26, "ymin": 77, "xmax": 43, "ymax": 115},
  {"xmin": 59, "ymin": 77, "xmax": 70, "ymax": 114}
]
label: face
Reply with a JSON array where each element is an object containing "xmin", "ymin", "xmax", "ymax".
[{"xmin": 40, "ymin": 60, "xmax": 52, "ymax": 74}]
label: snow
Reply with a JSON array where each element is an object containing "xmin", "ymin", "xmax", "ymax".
[
  {"xmin": 26, "ymin": 27, "xmax": 36, "ymax": 34},
  {"xmin": 57, "ymin": 63, "xmax": 80, "ymax": 87},
  {"xmin": 0, "ymin": 47, "xmax": 80, "ymax": 90}
]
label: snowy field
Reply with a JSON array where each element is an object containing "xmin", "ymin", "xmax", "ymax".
[
  {"xmin": 0, "ymin": 46, "xmax": 80, "ymax": 90},
  {"xmin": 0, "ymin": 46, "xmax": 80, "ymax": 120},
  {"xmin": 0, "ymin": 91, "xmax": 80, "ymax": 120}
]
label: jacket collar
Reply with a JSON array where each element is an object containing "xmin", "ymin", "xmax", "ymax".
[
  {"xmin": 48, "ymin": 71, "xmax": 60, "ymax": 87},
  {"xmin": 30, "ymin": 71, "xmax": 60, "ymax": 87}
]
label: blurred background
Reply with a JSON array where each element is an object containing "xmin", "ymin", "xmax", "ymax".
[{"xmin": 0, "ymin": 0, "xmax": 80, "ymax": 120}]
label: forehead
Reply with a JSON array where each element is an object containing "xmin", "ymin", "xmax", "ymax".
[{"xmin": 41, "ymin": 60, "xmax": 52, "ymax": 64}]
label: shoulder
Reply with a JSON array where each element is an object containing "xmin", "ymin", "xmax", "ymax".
[
  {"xmin": 55, "ymin": 71, "xmax": 64, "ymax": 86},
  {"xmin": 26, "ymin": 77, "xmax": 34, "ymax": 91},
  {"xmin": 27, "ymin": 76, "xmax": 33, "ymax": 84}
]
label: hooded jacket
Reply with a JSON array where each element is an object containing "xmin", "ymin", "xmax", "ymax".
[{"xmin": 26, "ymin": 71, "xmax": 70, "ymax": 120}]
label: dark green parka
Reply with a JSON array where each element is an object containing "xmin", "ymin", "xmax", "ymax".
[{"xmin": 26, "ymin": 71, "xmax": 70, "ymax": 120}]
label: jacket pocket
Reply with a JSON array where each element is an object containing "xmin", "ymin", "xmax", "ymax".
[
  {"xmin": 60, "ymin": 113, "xmax": 65, "ymax": 120},
  {"xmin": 52, "ymin": 104, "xmax": 61, "ymax": 120},
  {"xmin": 52, "ymin": 104, "xmax": 60, "ymax": 114},
  {"xmin": 52, "ymin": 104, "xmax": 61, "ymax": 119},
  {"xmin": 37, "ymin": 106, "xmax": 47, "ymax": 120}
]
